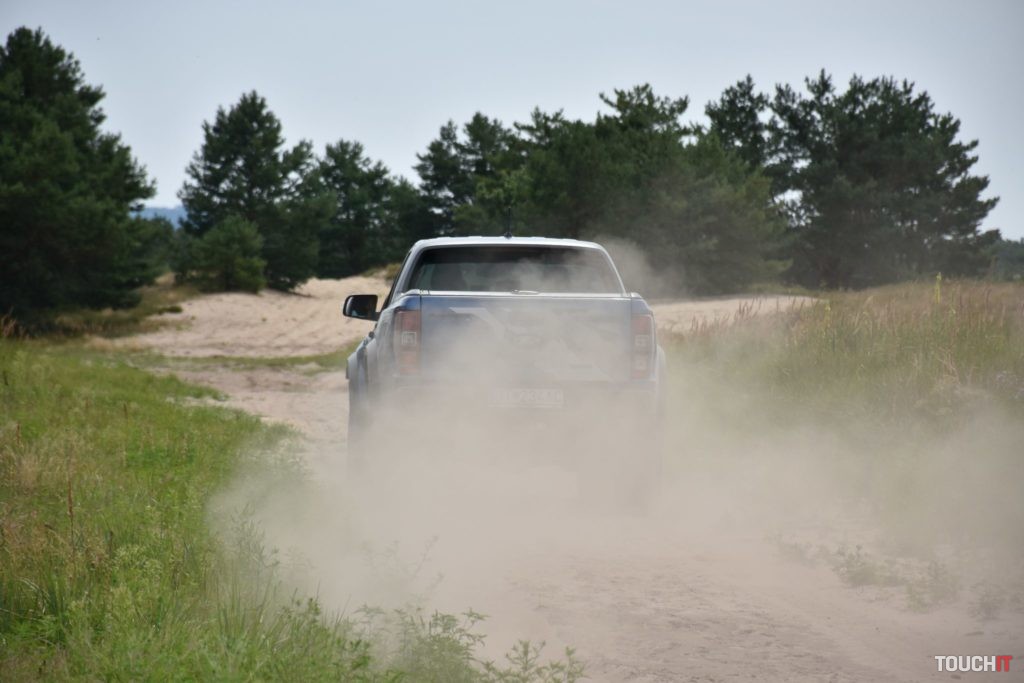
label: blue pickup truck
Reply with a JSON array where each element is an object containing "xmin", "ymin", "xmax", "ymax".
[{"xmin": 343, "ymin": 236, "xmax": 666, "ymax": 493}]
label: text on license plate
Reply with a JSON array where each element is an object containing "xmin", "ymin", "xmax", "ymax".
[{"xmin": 489, "ymin": 388, "xmax": 564, "ymax": 408}]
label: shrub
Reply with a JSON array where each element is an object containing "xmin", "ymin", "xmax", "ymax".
[{"xmin": 187, "ymin": 215, "xmax": 266, "ymax": 292}]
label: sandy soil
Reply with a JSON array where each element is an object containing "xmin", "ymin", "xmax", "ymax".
[
  {"xmin": 123, "ymin": 278, "xmax": 1023, "ymax": 682},
  {"xmin": 118, "ymin": 277, "xmax": 389, "ymax": 357}
]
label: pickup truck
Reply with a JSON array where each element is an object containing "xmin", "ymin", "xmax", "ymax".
[{"xmin": 343, "ymin": 236, "xmax": 666, "ymax": 493}]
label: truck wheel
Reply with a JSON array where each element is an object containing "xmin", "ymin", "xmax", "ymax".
[
  {"xmin": 347, "ymin": 410, "xmax": 367, "ymax": 474},
  {"xmin": 347, "ymin": 369, "xmax": 370, "ymax": 475}
]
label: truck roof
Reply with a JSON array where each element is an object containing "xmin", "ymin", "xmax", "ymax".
[{"xmin": 411, "ymin": 236, "xmax": 607, "ymax": 251}]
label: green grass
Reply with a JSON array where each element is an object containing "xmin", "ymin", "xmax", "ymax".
[
  {"xmin": 122, "ymin": 349, "xmax": 351, "ymax": 380},
  {"xmin": 0, "ymin": 340, "xmax": 294, "ymax": 678},
  {"xmin": 16, "ymin": 274, "xmax": 201, "ymax": 339},
  {"xmin": 0, "ymin": 340, "xmax": 583, "ymax": 680}
]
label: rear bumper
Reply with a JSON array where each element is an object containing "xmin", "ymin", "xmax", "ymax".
[
  {"xmin": 362, "ymin": 377, "xmax": 664, "ymax": 464},
  {"xmin": 386, "ymin": 378, "xmax": 660, "ymax": 417}
]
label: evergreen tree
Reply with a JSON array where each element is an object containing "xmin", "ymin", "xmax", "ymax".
[
  {"xmin": 588, "ymin": 86, "xmax": 783, "ymax": 293},
  {"xmin": 387, "ymin": 177, "xmax": 436, "ymax": 252},
  {"xmin": 705, "ymin": 75, "xmax": 773, "ymax": 175},
  {"xmin": 414, "ymin": 121, "xmax": 469, "ymax": 236},
  {"xmin": 713, "ymin": 72, "xmax": 999, "ymax": 288},
  {"xmin": 178, "ymin": 91, "xmax": 329, "ymax": 290},
  {"xmin": 988, "ymin": 237, "xmax": 1024, "ymax": 281},
  {"xmin": 0, "ymin": 27, "xmax": 157, "ymax": 318},
  {"xmin": 786, "ymin": 73, "xmax": 999, "ymax": 286},
  {"xmin": 425, "ymin": 86, "xmax": 784, "ymax": 294},
  {"xmin": 609, "ymin": 134, "xmax": 786, "ymax": 294},
  {"xmin": 511, "ymin": 116, "xmax": 619, "ymax": 239},
  {"xmin": 189, "ymin": 215, "xmax": 265, "ymax": 292},
  {"xmin": 414, "ymin": 114, "xmax": 516, "ymax": 236},
  {"xmin": 317, "ymin": 140, "xmax": 394, "ymax": 276}
]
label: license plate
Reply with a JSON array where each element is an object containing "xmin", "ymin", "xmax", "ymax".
[{"xmin": 489, "ymin": 387, "xmax": 564, "ymax": 409}]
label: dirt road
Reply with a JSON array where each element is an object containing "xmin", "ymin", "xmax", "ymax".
[{"xmin": 122, "ymin": 277, "xmax": 1022, "ymax": 682}]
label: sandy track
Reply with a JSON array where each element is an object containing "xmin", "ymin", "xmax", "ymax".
[{"xmin": 124, "ymin": 279, "xmax": 1022, "ymax": 682}]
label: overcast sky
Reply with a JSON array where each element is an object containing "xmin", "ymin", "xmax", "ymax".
[{"xmin": 4, "ymin": 0, "xmax": 1022, "ymax": 238}]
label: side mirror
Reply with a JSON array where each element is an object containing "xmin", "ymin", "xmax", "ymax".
[{"xmin": 343, "ymin": 294, "xmax": 379, "ymax": 321}]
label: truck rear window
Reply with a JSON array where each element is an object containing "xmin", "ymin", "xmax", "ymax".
[{"xmin": 405, "ymin": 246, "xmax": 622, "ymax": 294}]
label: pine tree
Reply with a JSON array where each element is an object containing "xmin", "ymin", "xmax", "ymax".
[
  {"xmin": 710, "ymin": 72, "xmax": 1000, "ymax": 288},
  {"xmin": 189, "ymin": 215, "xmax": 265, "ymax": 292},
  {"xmin": 781, "ymin": 73, "xmax": 1001, "ymax": 286},
  {"xmin": 178, "ymin": 91, "xmax": 329, "ymax": 290},
  {"xmin": 414, "ymin": 114, "xmax": 516, "ymax": 236},
  {"xmin": 705, "ymin": 75, "xmax": 772, "ymax": 174},
  {"xmin": 415, "ymin": 86, "xmax": 784, "ymax": 294},
  {"xmin": 317, "ymin": 140, "xmax": 394, "ymax": 277},
  {"xmin": 0, "ymin": 27, "xmax": 157, "ymax": 318}
]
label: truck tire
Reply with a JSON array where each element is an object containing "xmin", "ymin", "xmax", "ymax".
[{"xmin": 347, "ymin": 367, "xmax": 370, "ymax": 474}]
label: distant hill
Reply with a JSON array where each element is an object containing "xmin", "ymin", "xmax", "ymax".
[{"xmin": 137, "ymin": 205, "xmax": 187, "ymax": 226}]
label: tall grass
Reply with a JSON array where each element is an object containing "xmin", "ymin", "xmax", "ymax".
[
  {"xmin": 0, "ymin": 342, "xmax": 582, "ymax": 680},
  {"xmin": 0, "ymin": 340, "xmax": 300, "ymax": 678},
  {"xmin": 14, "ymin": 273, "xmax": 199, "ymax": 338},
  {"xmin": 671, "ymin": 279, "xmax": 1024, "ymax": 425},
  {"xmin": 665, "ymin": 279, "xmax": 1024, "ymax": 580}
]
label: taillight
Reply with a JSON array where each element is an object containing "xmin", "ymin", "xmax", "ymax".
[
  {"xmin": 631, "ymin": 313, "xmax": 653, "ymax": 379},
  {"xmin": 394, "ymin": 309, "xmax": 420, "ymax": 375}
]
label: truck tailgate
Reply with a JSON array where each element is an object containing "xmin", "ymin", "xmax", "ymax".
[{"xmin": 417, "ymin": 294, "xmax": 632, "ymax": 384}]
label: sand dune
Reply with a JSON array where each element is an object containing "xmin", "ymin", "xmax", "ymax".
[{"xmin": 119, "ymin": 277, "xmax": 387, "ymax": 358}]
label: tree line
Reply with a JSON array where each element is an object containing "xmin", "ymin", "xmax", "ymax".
[{"xmin": 1, "ymin": 27, "xmax": 1017, "ymax": 320}]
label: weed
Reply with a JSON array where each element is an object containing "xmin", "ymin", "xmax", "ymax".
[
  {"xmin": 365, "ymin": 606, "xmax": 585, "ymax": 683},
  {"xmin": 484, "ymin": 641, "xmax": 585, "ymax": 683},
  {"xmin": 771, "ymin": 534, "xmax": 820, "ymax": 566},
  {"xmin": 905, "ymin": 561, "xmax": 961, "ymax": 611},
  {"xmin": 831, "ymin": 546, "xmax": 903, "ymax": 588},
  {"xmin": 968, "ymin": 581, "xmax": 1005, "ymax": 621}
]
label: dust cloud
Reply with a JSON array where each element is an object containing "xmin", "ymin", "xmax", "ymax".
[
  {"xmin": 194, "ymin": 276, "xmax": 1023, "ymax": 680},
  {"xmin": 598, "ymin": 237, "xmax": 670, "ymax": 299}
]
